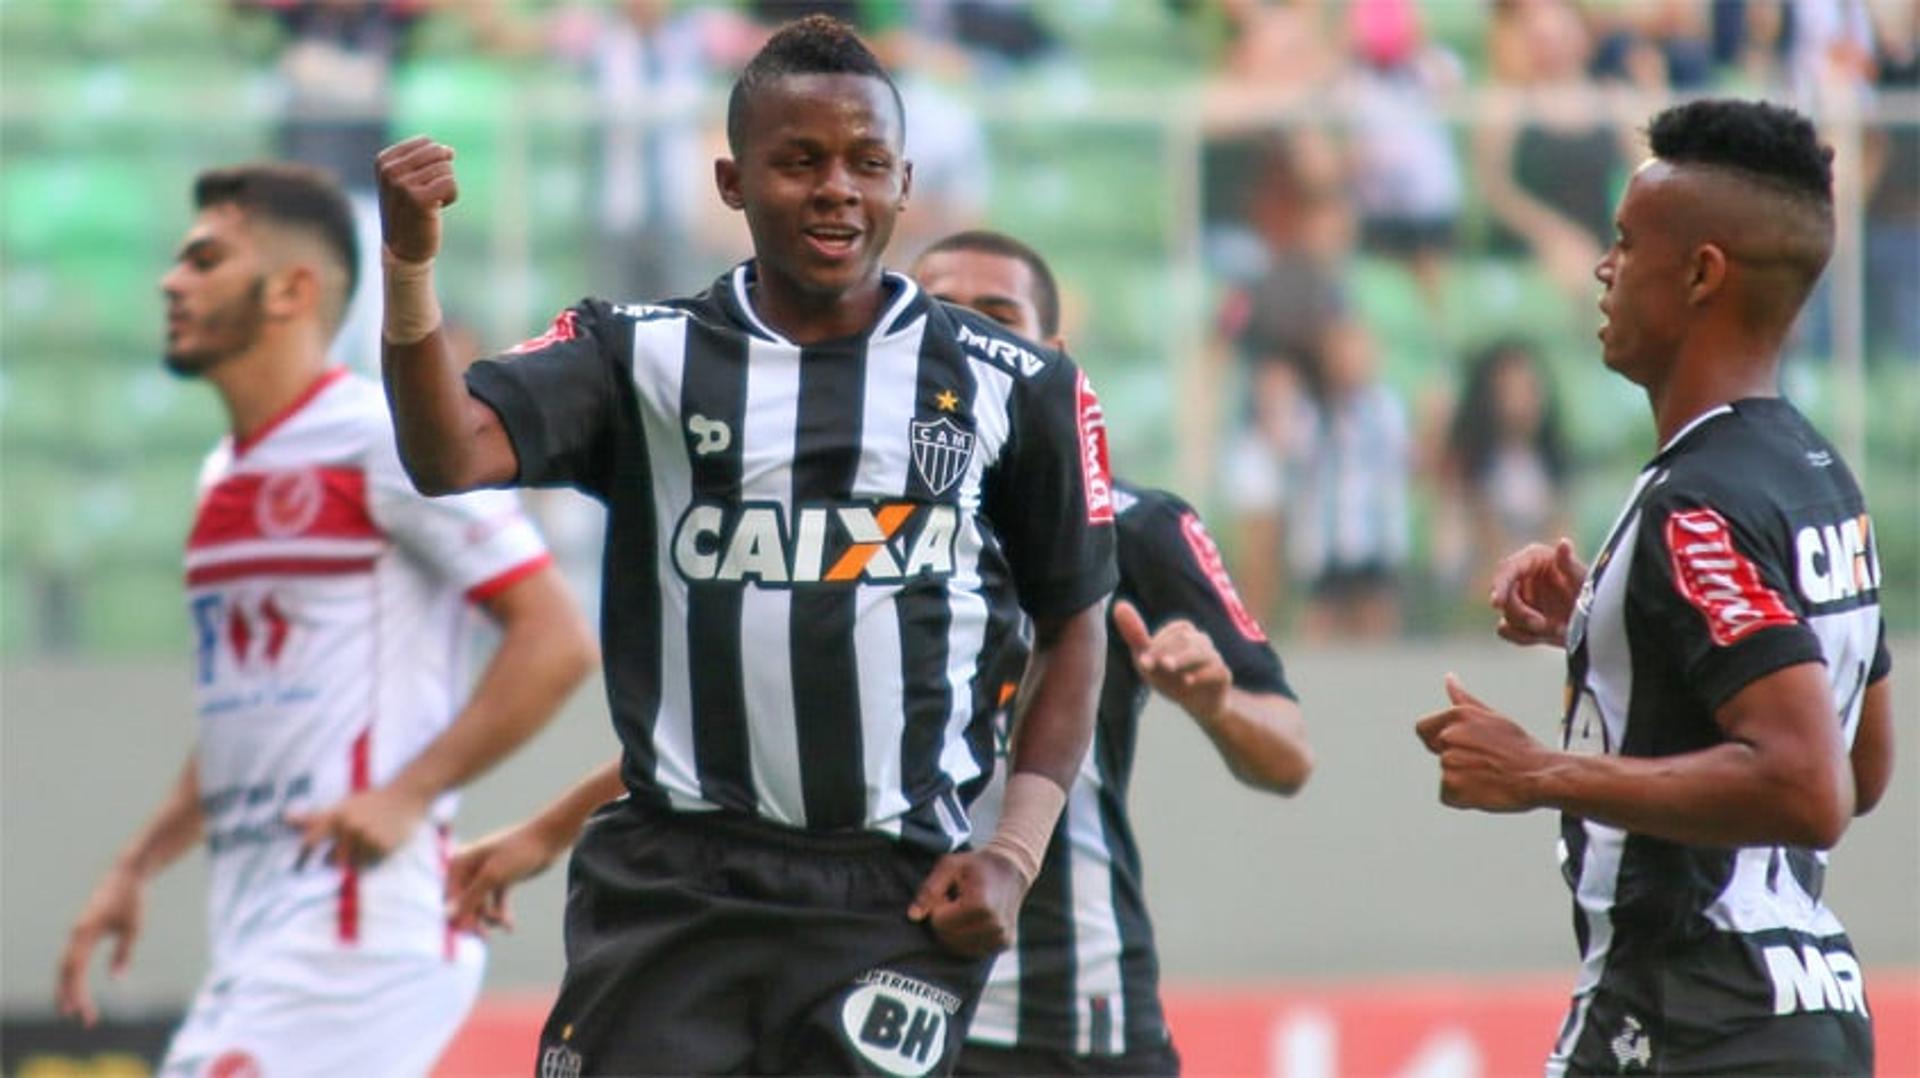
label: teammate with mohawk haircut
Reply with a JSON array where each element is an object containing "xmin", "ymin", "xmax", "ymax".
[
  {"xmin": 377, "ymin": 14, "xmax": 1116, "ymax": 1075},
  {"xmin": 1417, "ymin": 99, "xmax": 1894, "ymax": 1076}
]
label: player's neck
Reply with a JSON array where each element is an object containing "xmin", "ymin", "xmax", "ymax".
[
  {"xmin": 210, "ymin": 332, "xmax": 335, "ymax": 447},
  {"xmin": 750, "ymin": 268, "xmax": 889, "ymax": 346},
  {"xmin": 1648, "ymin": 335, "xmax": 1781, "ymax": 447}
]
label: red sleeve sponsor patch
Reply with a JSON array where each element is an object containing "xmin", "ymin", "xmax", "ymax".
[
  {"xmin": 1076, "ymin": 370, "xmax": 1114, "ymax": 525},
  {"xmin": 505, "ymin": 309, "xmax": 580, "ymax": 356},
  {"xmin": 1664, "ymin": 507, "xmax": 1798, "ymax": 646},
  {"xmin": 1179, "ymin": 511, "xmax": 1267, "ymax": 641}
]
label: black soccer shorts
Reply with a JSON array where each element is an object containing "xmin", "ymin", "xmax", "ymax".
[
  {"xmin": 1556, "ymin": 937, "xmax": 1873, "ymax": 1077},
  {"xmin": 534, "ymin": 800, "xmax": 993, "ymax": 1077}
]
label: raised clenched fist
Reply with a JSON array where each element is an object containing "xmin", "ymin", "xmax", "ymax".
[{"xmin": 376, "ymin": 136, "xmax": 460, "ymax": 263}]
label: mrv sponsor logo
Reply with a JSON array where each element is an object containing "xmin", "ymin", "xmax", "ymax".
[
  {"xmin": 672, "ymin": 501, "xmax": 959, "ymax": 586},
  {"xmin": 1764, "ymin": 942, "xmax": 1869, "ymax": 1018}
]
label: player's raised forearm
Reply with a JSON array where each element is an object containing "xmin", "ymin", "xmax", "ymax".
[
  {"xmin": 115, "ymin": 756, "xmax": 204, "ymax": 881},
  {"xmin": 1193, "ymin": 690, "xmax": 1313, "ymax": 795},
  {"xmin": 1006, "ymin": 601, "xmax": 1107, "ymax": 790},
  {"xmin": 388, "ymin": 568, "xmax": 596, "ymax": 803},
  {"xmin": 530, "ymin": 757, "xmax": 627, "ymax": 848},
  {"xmin": 1535, "ymin": 664, "xmax": 1854, "ymax": 848},
  {"xmin": 377, "ymin": 135, "xmax": 517, "ymax": 494}
]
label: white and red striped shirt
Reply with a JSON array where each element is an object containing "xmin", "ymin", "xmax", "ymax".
[{"xmin": 185, "ymin": 367, "xmax": 547, "ymax": 975}]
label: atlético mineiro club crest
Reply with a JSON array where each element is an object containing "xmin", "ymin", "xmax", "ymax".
[{"xmin": 910, "ymin": 417, "xmax": 975, "ymax": 496}]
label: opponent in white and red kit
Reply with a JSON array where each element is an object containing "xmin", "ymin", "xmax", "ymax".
[{"xmin": 55, "ymin": 164, "xmax": 596, "ymax": 1078}]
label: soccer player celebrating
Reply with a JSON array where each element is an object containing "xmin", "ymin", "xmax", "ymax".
[
  {"xmin": 1416, "ymin": 100, "xmax": 1894, "ymax": 1076},
  {"xmin": 54, "ymin": 164, "xmax": 596, "ymax": 1076},
  {"xmin": 447, "ymin": 229, "xmax": 1314, "ymax": 1076},
  {"xmin": 917, "ymin": 231, "xmax": 1313, "ymax": 1075},
  {"xmin": 378, "ymin": 16, "xmax": 1116, "ymax": 1075}
]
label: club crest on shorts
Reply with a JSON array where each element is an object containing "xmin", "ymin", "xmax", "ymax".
[
  {"xmin": 839, "ymin": 969, "xmax": 962, "ymax": 1077},
  {"xmin": 910, "ymin": 417, "xmax": 974, "ymax": 497},
  {"xmin": 537, "ymin": 1041, "xmax": 583, "ymax": 1078}
]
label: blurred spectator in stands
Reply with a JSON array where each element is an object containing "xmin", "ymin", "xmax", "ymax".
[
  {"xmin": 1343, "ymin": 0, "xmax": 1463, "ymax": 315},
  {"xmin": 1287, "ymin": 321, "xmax": 1410, "ymax": 641},
  {"xmin": 877, "ymin": 35, "xmax": 993, "ymax": 260},
  {"xmin": 1712, "ymin": 0, "xmax": 1792, "ymax": 88},
  {"xmin": 1206, "ymin": 132, "xmax": 1351, "ymax": 629},
  {"xmin": 1589, "ymin": 0, "xmax": 1715, "ymax": 90},
  {"xmin": 547, "ymin": 1, "xmax": 757, "ymax": 301},
  {"xmin": 1866, "ymin": 0, "xmax": 1919, "ymax": 361},
  {"xmin": 1207, "ymin": 0, "xmax": 1345, "ymax": 117},
  {"xmin": 1476, "ymin": 0, "xmax": 1635, "ymax": 304},
  {"xmin": 1786, "ymin": 0, "xmax": 1878, "ymax": 107},
  {"xmin": 1429, "ymin": 338, "xmax": 1571, "ymax": 599},
  {"xmin": 238, "ymin": 0, "xmax": 514, "ymax": 371}
]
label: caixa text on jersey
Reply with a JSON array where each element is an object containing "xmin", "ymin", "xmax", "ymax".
[{"xmin": 672, "ymin": 500, "xmax": 961, "ymax": 586}]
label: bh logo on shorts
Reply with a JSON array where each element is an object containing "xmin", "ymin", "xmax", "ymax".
[{"xmin": 840, "ymin": 968, "xmax": 962, "ymax": 1076}]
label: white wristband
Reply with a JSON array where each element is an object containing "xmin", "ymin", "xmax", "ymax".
[
  {"xmin": 980, "ymin": 771, "xmax": 1069, "ymax": 887},
  {"xmin": 381, "ymin": 246, "xmax": 442, "ymax": 345}
]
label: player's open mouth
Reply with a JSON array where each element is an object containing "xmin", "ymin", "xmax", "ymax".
[{"xmin": 803, "ymin": 227, "xmax": 861, "ymax": 259}]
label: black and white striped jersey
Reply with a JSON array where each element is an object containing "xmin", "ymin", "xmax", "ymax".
[
  {"xmin": 465, "ymin": 263, "xmax": 1118, "ymax": 852},
  {"xmin": 966, "ymin": 482, "xmax": 1293, "ymax": 1058},
  {"xmin": 1550, "ymin": 399, "xmax": 1889, "ymax": 1075}
]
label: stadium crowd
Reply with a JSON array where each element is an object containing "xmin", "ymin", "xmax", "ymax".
[{"xmin": 2, "ymin": 0, "xmax": 1914, "ymax": 653}]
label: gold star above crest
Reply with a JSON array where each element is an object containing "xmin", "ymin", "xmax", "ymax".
[{"xmin": 934, "ymin": 389, "xmax": 960, "ymax": 413}]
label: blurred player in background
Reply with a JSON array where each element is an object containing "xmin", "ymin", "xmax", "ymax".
[
  {"xmin": 448, "ymin": 229, "xmax": 1313, "ymax": 1076},
  {"xmin": 377, "ymin": 15, "xmax": 1114, "ymax": 1075},
  {"xmin": 54, "ymin": 163, "xmax": 596, "ymax": 1077},
  {"xmin": 918, "ymin": 230, "xmax": 1312, "ymax": 1076},
  {"xmin": 1417, "ymin": 100, "xmax": 1894, "ymax": 1076}
]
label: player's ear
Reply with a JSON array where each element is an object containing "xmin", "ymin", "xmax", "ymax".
[
  {"xmin": 715, "ymin": 157, "xmax": 745, "ymax": 211},
  {"xmin": 897, "ymin": 159, "xmax": 913, "ymax": 211},
  {"xmin": 1688, "ymin": 242, "xmax": 1728, "ymax": 306},
  {"xmin": 265, "ymin": 263, "xmax": 318, "ymax": 322}
]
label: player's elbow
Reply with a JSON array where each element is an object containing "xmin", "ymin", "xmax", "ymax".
[
  {"xmin": 400, "ymin": 452, "xmax": 477, "ymax": 498},
  {"xmin": 1227, "ymin": 699, "xmax": 1313, "ymax": 796},
  {"xmin": 1233, "ymin": 741, "xmax": 1313, "ymax": 797},
  {"xmin": 530, "ymin": 600, "xmax": 600, "ymax": 690},
  {"xmin": 1782, "ymin": 775, "xmax": 1853, "ymax": 850},
  {"xmin": 558, "ymin": 618, "xmax": 600, "ymax": 688}
]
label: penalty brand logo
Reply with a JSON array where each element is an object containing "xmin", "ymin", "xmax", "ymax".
[
  {"xmin": 840, "ymin": 969, "xmax": 961, "ymax": 1077},
  {"xmin": 687, "ymin": 413, "xmax": 732, "ymax": 457}
]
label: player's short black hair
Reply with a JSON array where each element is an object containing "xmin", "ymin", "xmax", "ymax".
[
  {"xmin": 194, "ymin": 163, "xmax": 360, "ymax": 305},
  {"xmin": 726, "ymin": 14, "xmax": 903, "ymax": 155},
  {"xmin": 919, "ymin": 229, "xmax": 1062, "ymax": 339},
  {"xmin": 1647, "ymin": 99, "xmax": 1833, "ymax": 206}
]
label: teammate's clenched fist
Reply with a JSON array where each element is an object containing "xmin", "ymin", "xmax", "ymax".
[{"xmin": 376, "ymin": 136, "xmax": 459, "ymax": 263}]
